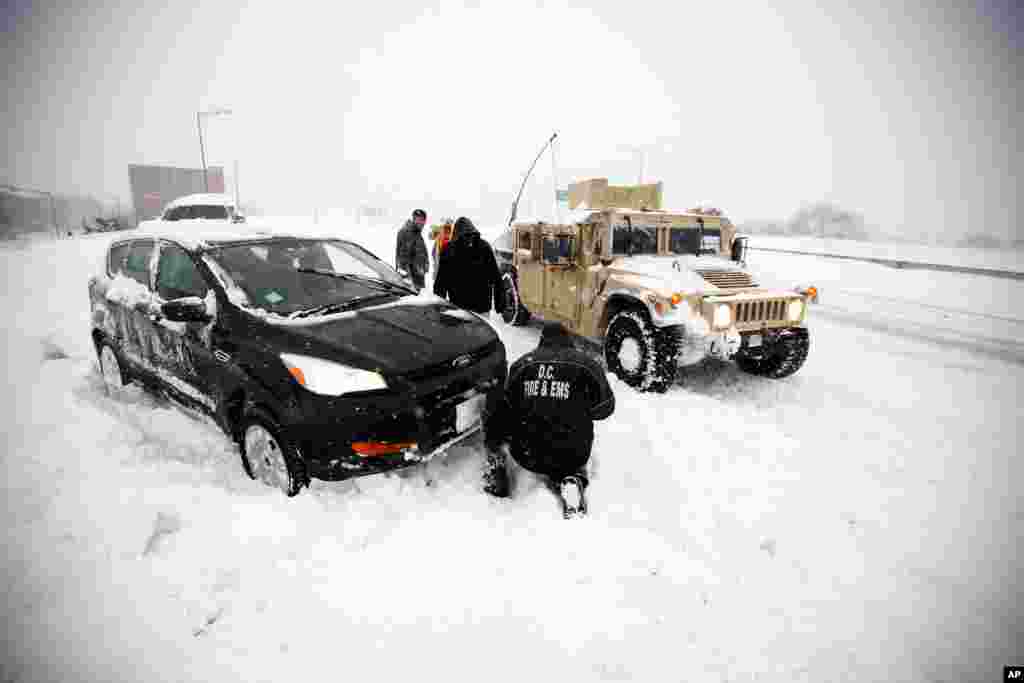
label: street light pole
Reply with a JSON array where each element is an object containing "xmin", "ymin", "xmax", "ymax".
[
  {"xmin": 197, "ymin": 112, "xmax": 209, "ymax": 192},
  {"xmin": 196, "ymin": 107, "xmax": 232, "ymax": 193}
]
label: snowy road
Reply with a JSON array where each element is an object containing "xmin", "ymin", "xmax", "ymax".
[{"xmin": 1, "ymin": 231, "xmax": 1021, "ymax": 682}]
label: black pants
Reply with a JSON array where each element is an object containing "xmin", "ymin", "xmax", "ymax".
[{"xmin": 507, "ymin": 439, "xmax": 590, "ymax": 487}]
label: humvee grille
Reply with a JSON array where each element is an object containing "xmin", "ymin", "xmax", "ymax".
[
  {"xmin": 696, "ymin": 269, "xmax": 756, "ymax": 289},
  {"xmin": 736, "ymin": 299, "xmax": 787, "ymax": 324}
]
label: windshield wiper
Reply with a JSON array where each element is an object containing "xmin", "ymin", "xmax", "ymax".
[
  {"xmin": 296, "ymin": 269, "xmax": 416, "ymax": 295},
  {"xmin": 289, "ymin": 293, "xmax": 394, "ymax": 319}
]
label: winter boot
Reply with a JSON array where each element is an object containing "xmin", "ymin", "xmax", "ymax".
[
  {"xmin": 482, "ymin": 448, "xmax": 509, "ymax": 498},
  {"xmin": 558, "ymin": 475, "xmax": 587, "ymax": 518}
]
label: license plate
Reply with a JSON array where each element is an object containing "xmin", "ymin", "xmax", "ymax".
[
  {"xmin": 747, "ymin": 334, "xmax": 762, "ymax": 347},
  {"xmin": 455, "ymin": 394, "xmax": 486, "ymax": 433}
]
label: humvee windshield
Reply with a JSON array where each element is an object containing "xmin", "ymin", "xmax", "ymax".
[
  {"xmin": 669, "ymin": 226, "xmax": 721, "ymax": 255},
  {"xmin": 612, "ymin": 223, "xmax": 658, "ymax": 256}
]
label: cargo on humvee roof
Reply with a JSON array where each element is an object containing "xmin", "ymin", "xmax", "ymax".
[{"xmin": 494, "ymin": 178, "xmax": 815, "ymax": 392}]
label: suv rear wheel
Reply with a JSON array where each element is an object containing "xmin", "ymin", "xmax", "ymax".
[
  {"xmin": 239, "ymin": 412, "xmax": 308, "ymax": 496},
  {"xmin": 500, "ymin": 272, "xmax": 530, "ymax": 326},
  {"xmin": 735, "ymin": 328, "xmax": 809, "ymax": 379},
  {"xmin": 98, "ymin": 342, "xmax": 130, "ymax": 398},
  {"xmin": 603, "ymin": 310, "xmax": 680, "ymax": 393}
]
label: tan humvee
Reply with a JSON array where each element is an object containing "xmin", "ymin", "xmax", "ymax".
[{"xmin": 498, "ymin": 180, "xmax": 815, "ymax": 392}]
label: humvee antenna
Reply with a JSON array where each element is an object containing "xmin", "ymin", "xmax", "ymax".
[{"xmin": 508, "ymin": 131, "xmax": 558, "ymax": 227}]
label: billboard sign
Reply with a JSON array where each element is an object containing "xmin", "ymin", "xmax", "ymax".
[{"xmin": 128, "ymin": 164, "xmax": 225, "ymax": 223}]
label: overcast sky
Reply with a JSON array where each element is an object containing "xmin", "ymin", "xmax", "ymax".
[{"xmin": 3, "ymin": 1, "xmax": 1020, "ymax": 241}]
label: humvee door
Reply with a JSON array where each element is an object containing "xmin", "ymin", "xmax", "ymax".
[
  {"xmin": 515, "ymin": 225, "xmax": 585, "ymax": 331},
  {"xmin": 542, "ymin": 232, "xmax": 581, "ymax": 327}
]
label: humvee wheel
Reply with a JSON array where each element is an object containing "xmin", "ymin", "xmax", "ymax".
[
  {"xmin": 735, "ymin": 328, "xmax": 809, "ymax": 379},
  {"xmin": 500, "ymin": 272, "xmax": 530, "ymax": 326},
  {"xmin": 604, "ymin": 310, "xmax": 680, "ymax": 393}
]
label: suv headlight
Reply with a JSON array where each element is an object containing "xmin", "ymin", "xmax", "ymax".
[
  {"xmin": 787, "ymin": 299, "xmax": 805, "ymax": 321},
  {"xmin": 713, "ymin": 304, "xmax": 732, "ymax": 328},
  {"xmin": 280, "ymin": 353, "xmax": 387, "ymax": 396}
]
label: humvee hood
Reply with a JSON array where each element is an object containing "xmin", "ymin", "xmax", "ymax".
[{"xmin": 608, "ymin": 255, "xmax": 747, "ymax": 293}]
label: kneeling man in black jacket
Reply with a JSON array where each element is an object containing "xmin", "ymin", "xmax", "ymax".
[{"xmin": 485, "ymin": 322, "xmax": 616, "ymax": 517}]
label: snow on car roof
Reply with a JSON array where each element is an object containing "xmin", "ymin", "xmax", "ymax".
[
  {"xmin": 164, "ymin": 193, "xmax": 237, "ymax": 209},
  {"xmin": 127, "ymin": 219, "xmax": 358, "ymax": 250}
]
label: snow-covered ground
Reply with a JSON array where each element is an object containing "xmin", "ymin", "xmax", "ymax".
[{"xmin": 2, "ymin": 224, "xmax": 1021, "ymax": 682}]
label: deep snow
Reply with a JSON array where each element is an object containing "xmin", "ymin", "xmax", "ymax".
[{"xmin": 1, "ymin": 224, "xmax": 1021, "ymax": 682}]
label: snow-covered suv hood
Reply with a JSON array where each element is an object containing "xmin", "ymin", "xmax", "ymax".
[{"xmin": 607, "ymin": 254, "xmax": 751, "ymax": 293}]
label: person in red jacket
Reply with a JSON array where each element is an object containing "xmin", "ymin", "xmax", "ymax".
[{"xmin": 485, "ymin": 322, "xmax": 616, "ymax": 517}]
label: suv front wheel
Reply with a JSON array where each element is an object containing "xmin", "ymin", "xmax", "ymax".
[
  {"xmin": 239, "ymin": 412, "xmax": 308, "ymax": 496},
  {"xmin": 604, "ymin": 310, "xmax": 680, "ymax": 393}
]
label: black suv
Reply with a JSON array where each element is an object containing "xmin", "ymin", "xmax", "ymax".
[{"xmin": 89, "ymin": 229, "xmax": 507, "ymax": 495}]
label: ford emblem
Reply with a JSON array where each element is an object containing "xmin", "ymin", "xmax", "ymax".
[{"xmin": 451, "ymin": 354, "xmax": 473, "ymax": 369}]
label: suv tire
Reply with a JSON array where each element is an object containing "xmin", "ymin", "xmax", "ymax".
[
  {"xmin": 500, "ymin": 272, "xmax": 530, "ymax": 326},
  {"xmin": 98, "ymin": 342, "xmax": 130, "ymax": 398},
  {"xmin": 239, "ymin": 411, "xmax": 308, "ymax": 496},
  {"xmin": 735, "ymin": 327, "xmax": 809, "ymax": 379},
  {"xmin": 604, "ymin": 310, "xmax": 680, "ymax": 393}
]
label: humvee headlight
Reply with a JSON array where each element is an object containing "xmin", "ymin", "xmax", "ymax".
[
  {"xmin": 787, "ymin": 299, "xmax": 805, "ymax": 321},
  {"xmin": 655, "ymin": 293, "xmax": 684, "ymax": 316},
  {"xmin": 713, "ymin": 304, "xmax": 732, "ymax": 328}
]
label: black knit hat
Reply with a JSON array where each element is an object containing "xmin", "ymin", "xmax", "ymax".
[
  {"xmin": 540, "ymin": 321, "xmax": 573, "ymax": 348},
  {"xmin": 412, "ymin": 209, "xmax": 426, "ymax": 220}
]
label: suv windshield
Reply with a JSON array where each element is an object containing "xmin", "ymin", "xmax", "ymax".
[{"xmin": 206, "ymin": 238, "xmax": 413, "ymax": 316}]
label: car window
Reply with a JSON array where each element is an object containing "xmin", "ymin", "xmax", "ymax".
[
  {"xmin": 323, "ymin": 243, "xmax": 383, "ymax": 277},
  {"xmin": 124, "ymin": 240, "xmax": 154, "ymax": 287},
  {"xmin": 156, "ymin": 242, "xmax": 209, "ymax": 300},
  {"xmin": 108, "ymin": 242, "xmax": 130, "ymax": 276},
  {"xmin": 194, "ymin": 205, "xmax": 229, "ymax": 220},
  {"xmin": 208, "ymin": 238, "xmax": 410, "ymax": 315},
  {"xmin": 542, "ymin": 236, "xmax": 574, "ymax": 262},
  {"xmin": 164, "ymin": 207, "xmax": 179, "ymax": 221}
]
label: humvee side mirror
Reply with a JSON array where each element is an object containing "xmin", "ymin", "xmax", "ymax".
[{"xmin": 732, "ymin": 236, "xmax": 749, "ymax": 265}]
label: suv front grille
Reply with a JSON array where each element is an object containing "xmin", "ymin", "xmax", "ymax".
[
  {"xmin": 736, "ymin": 299, "xmax": 787, "ymax": 324},
  {"xmin": 404, "ymin": 340, "xmax": 500, "ymax": 383},
  {"xmin": 697, "ymin": 269, "xmax": 756, "ymax": 289}
]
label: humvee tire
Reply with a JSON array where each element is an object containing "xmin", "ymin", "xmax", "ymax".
[
  {"xmin": 500, "ymin": 272, "xmax": 530, "ymax": 326},
  {"xmin": 603, "ymin": 310, "xmax": 681, "ymax": 393},
  {"xmin": 735, "ymin": 328, "xmax": 809, "ymax": 379}
]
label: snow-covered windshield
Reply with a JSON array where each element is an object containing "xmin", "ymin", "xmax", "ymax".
[{"xmin": 206, "ymin": 238, "xmax": 411, "ymax": 316}]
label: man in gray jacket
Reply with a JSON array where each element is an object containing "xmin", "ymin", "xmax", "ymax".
[{"xmin": 395, "ymin": 209, "xmax": 429, "ymax": 291}]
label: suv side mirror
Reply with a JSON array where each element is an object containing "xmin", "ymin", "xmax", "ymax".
[
  {"xmin": 162, "ymin": 296, "xmax": 212, "ymax": 323},
  {"xmin": 732, "ymin": 236, "xmax": 749, "ymax": 265}
]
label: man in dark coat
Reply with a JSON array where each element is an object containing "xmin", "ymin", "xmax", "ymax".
[
  {"xmin": 485, "ymin": 322, "xmax": 616, "ymax": 517},
  {"xmin": 395, "ymin": 209, "xmax": 429, "ymax": 291},
  {"xmin": 433, "ymin": 216, "xmax": 503, "ymax": 314}
]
